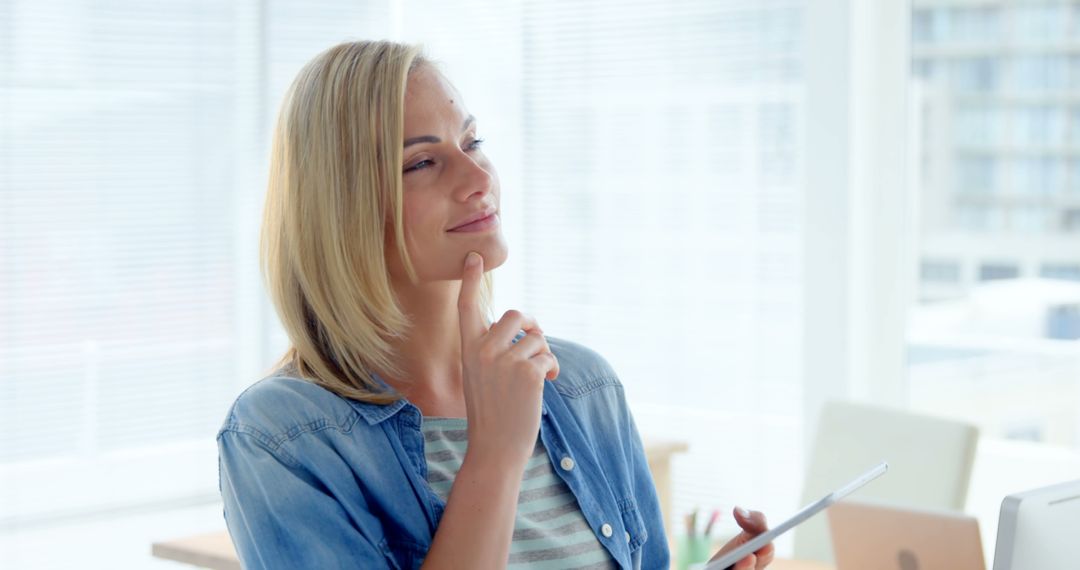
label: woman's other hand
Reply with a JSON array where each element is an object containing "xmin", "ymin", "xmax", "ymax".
[
  {"xmin": 457, "ymin": 251, "xmax": 560, "ymax": 466},
  {"xmin": 708, "ymin": 507, "xmax": 775, "ymax": 570}
]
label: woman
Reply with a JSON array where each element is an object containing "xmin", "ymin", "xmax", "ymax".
[{"xmin": 217, "ymin": 40, "xmax": 774, "ymax": 569}]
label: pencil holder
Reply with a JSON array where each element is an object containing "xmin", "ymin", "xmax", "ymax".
[{"xmin": 675, "ymin": 535, "xmax": 712, "ymax": 570}]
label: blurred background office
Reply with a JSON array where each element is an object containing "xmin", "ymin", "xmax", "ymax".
[{"xmin": 1, "ymin": 0, "xmax": 1077, "ymax": 568}]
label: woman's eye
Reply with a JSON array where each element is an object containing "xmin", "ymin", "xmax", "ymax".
[
  {"xmin": 404, "ymin": 159, "xmax": 433, "ymax": 173},
  {"xmin": 403, "ymin": 138, "xmax": 484, "ymax": 174}
]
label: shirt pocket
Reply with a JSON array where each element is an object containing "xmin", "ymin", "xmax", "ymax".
[{"xmin": 619, "ymin": 498, "xmax": 649, "ymax": 553}]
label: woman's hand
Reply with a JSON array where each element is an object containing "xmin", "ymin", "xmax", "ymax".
[
  {"xmin": 457, "ymin": 251, "xmax": 560, "ymax": 466},
  {"xmin": 707, "ymin": 507, "xmax": 775, "ymax": 570}
]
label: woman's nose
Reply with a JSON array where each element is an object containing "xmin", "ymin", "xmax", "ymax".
[{"xmin": 453, "ymin": 155, "xmax": 495, "ymax": 201}]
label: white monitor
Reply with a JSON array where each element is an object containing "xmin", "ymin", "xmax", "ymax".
[{"xmin": 992, "ymin": 479, "xmax": 1080, "ymax": 570}]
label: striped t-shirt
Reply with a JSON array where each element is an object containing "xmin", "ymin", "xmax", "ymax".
[{"xmin": 420, "ymin": 416, "xmax": 619, "ymax": 569}]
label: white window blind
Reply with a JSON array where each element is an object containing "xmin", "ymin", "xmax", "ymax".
[
  {"xmin": 0, "ymin": 0, "xmax": 393, "ymax": 530},
  {"xmin": 398, "ymin": 0, "xmax": 807, "ymax": 544},
  {"xmin": 4, "ymin": 0, "xmax": 809, "ymax": 563}
]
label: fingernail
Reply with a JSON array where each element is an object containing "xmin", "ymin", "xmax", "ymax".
[
  {"xmin": 466, "ymin": 252, "xmax": 480, "ymax": 267},
  {"xmin": 736, "ymin": 506, "xmax": 750, "ymax": 518}
]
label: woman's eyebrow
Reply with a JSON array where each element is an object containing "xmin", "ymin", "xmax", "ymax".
[{"xmin": 403, "ymin": 115, "xmax": 476, "ymax": 148}]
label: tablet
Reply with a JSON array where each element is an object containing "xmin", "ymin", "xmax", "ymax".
[{"xmin": 702, "ymin": 461, "xmax": 888, "ymax": 570}]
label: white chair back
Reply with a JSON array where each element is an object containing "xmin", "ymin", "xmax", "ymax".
[{"xmin": 794, "ymin": 400, "xmax": 979, "ymax": 563}]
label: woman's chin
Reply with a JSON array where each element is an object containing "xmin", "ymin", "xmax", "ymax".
[
  {"xmin": 452, "ymin": 233, "xmax": 508, "ymax": 269},
  {"xmin": 472, "ymin": 242, "xmax": 509, "ymax": 271}
]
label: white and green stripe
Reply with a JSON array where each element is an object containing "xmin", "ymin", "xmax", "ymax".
[{"xmin": 420, "ymin": 417, "xmax": 618, "ymax": 569}]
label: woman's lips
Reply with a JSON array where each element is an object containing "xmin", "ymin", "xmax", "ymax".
[{"xmin": 447, "ymin": 213, "xmax": 499, "ymax": 232}]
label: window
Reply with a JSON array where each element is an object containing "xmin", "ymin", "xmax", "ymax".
[
  {"xmin": 1012, "ymin": 5, "xmax": 1067, "ymax": 41},
  {"xmin": 1069, "ymin": 108, "xmax": 1080, "ymax": 146},
  {"xmin": 955, "ymin": 204, "xmax": 996, "ymax": 231},
  {"xmin": 1, "ymin": 0, "xmax": 292, "ymax": 521},
  {"xmin": 1012, "ymin": 55, "xmax": 1068, "ymax": 92},
  {"xmin": 486, "ymin": 1, "xmax": 810, "ymax": 531},
  {"xmin": 978, "ymin": 263, "xmax": 1020, "ymax": 281},
  {"xmin": 913, "ymin": 59, "xmax": 937, "ymax": 81},
  {"xmin": 910, "ymin": 1, "xmax": 1080, "ymax": 558},
  {"xmin": 3, "ymin": 1, "xmax": 818, "ymax": 566},
  {"xmin": 954, "ymin": 104, "xmax": 999, "ymax": 145},
  {"xmin": 1041, "ymin": 264, "xmax": 1080, "ymax": 281},
  {"xmin": 1046, "ymin": 304, "xmax": 1080, "ymax": 340},
  {"xmin": 1, "ymin": 0, "xmax": 384, "ymax": 566},
  {"xmin": 956, "ymin": 156, "xmax": 997, "ymax": 194},
  {"xmin": 1067, "ymin": 159, "xmax": 1080, "ymax": 193},
  {"xmin": 1011, "ymin": 157, "xmax": 1062, "ymax": 196},
  {"xmin": 1012, "ymin": 106, "xmax": 1064, "ymax": 146},
  {"xmin": 1068, "ymin": 55, "xmax": 1080, "ymax": 89},
  {"xmin": 913, "ymin": 9, "xmax": 935, "ymax": 43},
  {"xmin": 1013, "ymin": 205, "xmax": 1051, "ymax": 233},
  {"xmin": 1064, "ymin": 208, "xmax": 1080, "ymax": 231},
  {"xmin": 951, "ymin": 57, "xmax": 998, "ymax": 92},
  {"xmin": 952, "ymin": 6, "xmax": 1001, "ymax": 43},
  {"xmin": 921, "ymin": 260, "xmax": 962, "ymax": 283}
]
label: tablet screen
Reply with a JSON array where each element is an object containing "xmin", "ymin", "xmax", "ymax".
[{"xmin": 702, "ymin": 461, "xmax": 888, "ymax": 570}]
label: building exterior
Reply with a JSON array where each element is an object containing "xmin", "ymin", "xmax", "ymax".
[
  {"xmin": 909, "ymin": 1, "xmax": 1080, "ymax": 449},
  {"xmin": 911, "ymin": 0, "xmax": 1080, "ymax": 303}
]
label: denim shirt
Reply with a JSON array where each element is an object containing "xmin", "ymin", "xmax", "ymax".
[{"xmin": 217, "ymin": 335, "xmax": 671, "ymax": 569}]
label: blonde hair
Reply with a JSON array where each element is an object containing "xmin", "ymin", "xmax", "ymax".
[{"xmin": 260, "ymin": 40, "xmax": 495, "ymax": 404}]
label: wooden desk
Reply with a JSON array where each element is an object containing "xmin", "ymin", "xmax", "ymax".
[
  {"xmin": 153, "ymin": 438, "xmax": 689, "ymax": 569},
  {"xmin": 642, "ymin": 436, "xmax": 689, "ymax": 555},
  {"xmin": 771, "ymin": 560, "xmax": 833, "ymax": 570},
  {"xmin": 152, "ymin": 531, "xmax": 239, "ymax": 570}
]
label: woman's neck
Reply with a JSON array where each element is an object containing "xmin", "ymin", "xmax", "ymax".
[{"xmin": 382, "ymin": 279, "xmax": 467, "ymax": 414}]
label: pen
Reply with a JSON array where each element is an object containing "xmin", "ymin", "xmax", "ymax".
[{"xmin": 704, "ymin": 509, "xmax": 720, "ymax": 536}]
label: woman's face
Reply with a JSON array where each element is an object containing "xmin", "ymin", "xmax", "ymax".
[{"xmin": 386, "ymin": 65, "xmax": 508, "ymax": 284}]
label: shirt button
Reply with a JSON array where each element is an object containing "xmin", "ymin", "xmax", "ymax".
[
  {"xmin": 601, "ymin": 523, "xmax": 613, "ymax": 538},
  {"xmin": 625, "ymin": 531, "xmax": 631, "ymax": 543},
  {"xmin": 560, "ymin": 456, "xmax": 575, "ymax": 471}
]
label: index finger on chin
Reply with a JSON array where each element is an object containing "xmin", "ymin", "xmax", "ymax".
[{"xmin": 456, "ymin": 252, "xmax": 487, "ymax": 344}]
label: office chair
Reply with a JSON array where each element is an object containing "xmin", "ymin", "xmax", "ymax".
[{"xmin": 793, "ymin": 400, "xmax": 979, "ymax": 563}]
